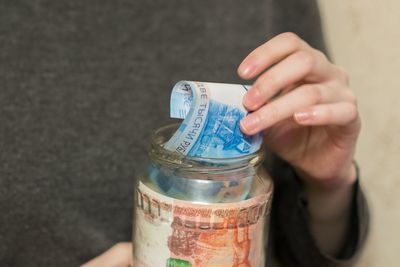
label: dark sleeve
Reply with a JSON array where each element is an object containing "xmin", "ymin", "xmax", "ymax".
[
  {"xmin": 264, "ymin": 0, "xmax": 328, "ymax": 54},
  {"xmin": 267, "ymin": 155, "xmax": 370, "ymax": 267}
]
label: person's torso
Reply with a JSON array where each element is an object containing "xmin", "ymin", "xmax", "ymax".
[{"xmin": 0, "ymin": 1, "xmax": 325, "ymax": 265}]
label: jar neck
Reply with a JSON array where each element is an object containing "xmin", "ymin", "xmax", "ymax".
[{"xmin": 150, "ymin": 124, "xmax": 265, "ymax": 177}]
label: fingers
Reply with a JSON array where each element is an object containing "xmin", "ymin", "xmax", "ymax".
[
  {"xmin": 238, "ymin": 32, "xmax": 310, "ymax": 79},
  {"xmin": 243, "ymin": 50, "xmax": 335, "ymax": 111},
  {"xmin": 240, "ymin": 84, "xmax": 355, "ymax": 135},
  {"xmin": 238, "ymin": 32, "xmax": 347, "ymax": 112},
  {"xmin": 294, "ymin": 102, "xmax": 359, "ymax": 126},
  {"xmin": 238, "ymin": 32, "xmax": 357, "ymax": 135},
  {"xmin": 81, "ymin": 243, "xmax": 132, "ymax": 267}
]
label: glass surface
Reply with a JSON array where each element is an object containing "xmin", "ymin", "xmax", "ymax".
[{"xmin": 132, "ymin": 124, "xmax": 273, "ymax": 267}]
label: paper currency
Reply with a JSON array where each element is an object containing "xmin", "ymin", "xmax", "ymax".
[
  {"xmin": 164, "ymin": 81, "xmax": 262, "ymax": 158},
  {"xmin": 148, "ymin": 164, "xmax": 253, "ymax": 203},
  {"xmin": 134, "ymin": 182, "xmax": 270, "ymax": 267}
]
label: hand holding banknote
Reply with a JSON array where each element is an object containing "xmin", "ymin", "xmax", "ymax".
[
  {"xmin": 238, "ymin": 32, "xmax": 361, "ymax": 255},
  {"xmin": 83, "ymin": 32, "xmax": 362, "ymax": 265},
  {"xmin": 238, "ymin": 32, "xmax": 359, "ymax": 189}
]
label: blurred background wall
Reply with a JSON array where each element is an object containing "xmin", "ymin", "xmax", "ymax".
[{"xmin": 318, "ymin": 1, "xmax": 400, "ymax": 266}]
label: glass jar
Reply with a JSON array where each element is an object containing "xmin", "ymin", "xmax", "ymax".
[{"xmin": 133, "ymin": 124, "xmax": 273, "ymax": 267}]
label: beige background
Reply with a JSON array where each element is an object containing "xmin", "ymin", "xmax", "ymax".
[{"xmin": 318, "ymin": 1, "xmax": 400, "ymax": 266}]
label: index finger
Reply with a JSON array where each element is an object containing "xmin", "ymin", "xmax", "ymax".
[{"xmin": 237, "ymin": 32, "xmax": 311, "ymax": 79}]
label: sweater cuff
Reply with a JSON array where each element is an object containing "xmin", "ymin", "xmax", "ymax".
[{"xmin": 272, "ymin": 161, "xmax": 369, "ymax": 267}]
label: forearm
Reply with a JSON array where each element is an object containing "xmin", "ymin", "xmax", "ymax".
[{"xmin": 302, "ymin": 163, "xmax": 357, "ymax": 257}]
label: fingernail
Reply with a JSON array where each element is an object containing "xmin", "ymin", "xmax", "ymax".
[
  {"xmin": 238, "ymin": 63, "xmax": 257, "ymax": 78},
  {"xmin": 240, "ymin": 114, "xmax": 260, "ymax": 133},
  {"xmin": 294, "ymin": 111, "xmax": 312, "ymax": 123},
  {"xmin": 243, "ymin": 86, "xmax": 260, "ymax": 110}
]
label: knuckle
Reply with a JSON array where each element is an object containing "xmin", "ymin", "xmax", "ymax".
[
  {"xmin": 344, "ymin": 89, "xmax": 357, "ymax": 105},
  {"xmin": 281, "ymin": 32, "xmax": 302, "ymax": 49},
  {"xmin": 314, "ymin": 49, "xmax": 328, "ymax": 61},
  {"xmin": 337, "ymin": 66, "xmax": 350, "ymax": 84},
  {"xmin": 308, "ymin": 85, "xmax": 322, "ymax": 104},
  {"xmin": 264, "ymin": 72, "xmax": 280, "ymax": 89},
  {"xmin": 257, "ymin": 73, "xmax": 279, "ymax": 95},
  {"xmin": 252, "ymin": 112, "xmax": 262, "ymax": 123},
  {"xmin": 296, "ymin": 51, "xmax": 316, "ymax": 72},
  {"xmin": 266, "ymin": 104, "xmax": 280, "ymax": 122}
]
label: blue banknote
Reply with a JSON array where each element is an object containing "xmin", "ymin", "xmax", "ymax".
[{"xmin": 164, "ymin": 81, "xmax": 262, "ymax": 158}]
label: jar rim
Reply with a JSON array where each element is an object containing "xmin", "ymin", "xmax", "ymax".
[{"xmin": 150, "ymin": 123, "xmax": 265, "ymax": 173}]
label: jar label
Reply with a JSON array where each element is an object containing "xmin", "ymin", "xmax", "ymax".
[{"xmin": 133, "ymin": 182, "xmax": 271, "ymax": 267}]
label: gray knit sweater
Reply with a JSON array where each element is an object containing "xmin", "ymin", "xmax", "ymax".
[{"xmin": 0, "ymin": 1, "xmax": 368, "ymax": 266}]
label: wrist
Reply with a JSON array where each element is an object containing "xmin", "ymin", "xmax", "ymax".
[
  {"xmin": 297, "ymin": 161, "xmax": 357, "ymax": 194},
  {"xmin": 301, "ymin": 164, "xmax": 358, "ymax": 257}
]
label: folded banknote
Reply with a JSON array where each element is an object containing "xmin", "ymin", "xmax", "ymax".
[{"xmin": 164, "ymin": 81, "xmax": 262, "ymax": 158}]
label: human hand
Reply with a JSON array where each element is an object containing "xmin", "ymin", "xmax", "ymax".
[
  {"xmin": 81, "ymin": 243, "xmax": 132, "ymax": 267},
  {"xmin": 238, "ymin": 32, "xmax": 360, "ymax": 190}
]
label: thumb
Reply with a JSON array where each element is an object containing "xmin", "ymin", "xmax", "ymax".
[{"xmin": 81, "ymin": 242, "xmax": 133, "ymax": 267}]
